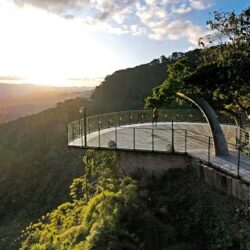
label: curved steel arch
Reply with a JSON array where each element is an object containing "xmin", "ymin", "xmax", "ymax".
[{"xmin": 176, "ymin": 92, "xmax": 229, "ymax": 156}]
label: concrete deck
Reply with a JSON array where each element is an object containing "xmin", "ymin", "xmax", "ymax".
[{"xmin": 68, "ymin": 122, "xmax": 250, "ymax": 182}]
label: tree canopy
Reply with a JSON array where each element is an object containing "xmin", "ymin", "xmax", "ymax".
[
  {"xmin": 146, "ymin": 7, "xmax": 250, "ymax": 126},
  {"xmin": 21, "ymin": 151, "xmax": 250, "ymax": 250}
]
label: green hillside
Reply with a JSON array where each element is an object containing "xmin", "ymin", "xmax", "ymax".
[
  {"xmin": 20, "ymin": 151, "xmax": 250, "ymax": 250},
  {"xmin": 0, "ymin": 54, "xmax": 179, "ymax": 249},
  {"xmin": 0, "ymin": 98, "xmax": 89, "ymax": 249},
  {"xmin": 91, "ymin": 56, "xmax": 170, "ymax": 112}
]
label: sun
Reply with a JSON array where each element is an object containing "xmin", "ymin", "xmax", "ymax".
[
  {"xmin": 27, "ymin": 75, "xmax": 69, "ymax": 87},
  {"xmin": 0, "ymin": 2, "xmax": 118, "ymax": 87}
]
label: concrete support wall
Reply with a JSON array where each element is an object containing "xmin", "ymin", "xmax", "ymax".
[
  {"xmin": 117, "ymin": 151, "xmax": 192, "ymax": 178},
  {"xmin": 194, "ymin": 163, "xmax": 250, "ymax": 201},
  {"xmin": 117, "ymin": 150, "xmax": 250, "ymax": 201}
]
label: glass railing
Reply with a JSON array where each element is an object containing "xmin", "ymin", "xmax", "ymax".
[{"xmin": 67, "ymin": 109, "xmax": 249, "ymax": 181}]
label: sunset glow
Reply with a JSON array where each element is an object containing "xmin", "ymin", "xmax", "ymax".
[
  {"xmin": 0, "ymin": 1, "xmax": 118, "ymax": 86},
  {"xmin": 0, "ymin": 0, "xmax": 248, "ymax": 87}
]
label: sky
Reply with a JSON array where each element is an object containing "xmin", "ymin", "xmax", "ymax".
[{"xmin": 0, "ymin": 0, "xmax": 248, "ymax": 87}]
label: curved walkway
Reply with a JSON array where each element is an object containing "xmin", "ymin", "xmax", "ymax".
[{"xmin": 68, "ymin": 122, "xmax": 250, "ymax": 182}]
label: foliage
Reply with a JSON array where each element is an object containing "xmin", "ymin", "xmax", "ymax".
[
  {"xmin": 145, "ymin": 7, "xmax": 250, "ymax": 125},
  {"xmin": 21, "ymin": 151, "xmax": 250, "ymax": 250},
  {"xmin": 91, "ymin": 55, "xmax": 177, "ymax": 113},
  {"xmin": 0, "ymin": 52, "xmax": 183, "ymax": 249},
  {"xmin": 0, "ymin": 98, "xmax": 90, "ymax": 249}
]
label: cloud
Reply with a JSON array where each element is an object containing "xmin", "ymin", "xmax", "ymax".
[
  {"xmin": 172, "ymin": 4, "xmax": 192, "ymax": 14},
  {"xmin": 95, "ymin": 0, "xmax": 134, "ymax": 20},
  {"xmin": 14, "ymin": 0, "xmax": 90, "ymax": 14},
  {"xmin": 135, "ymin": 1, "xmax": 207, "ymax": 45},
  {"xmin": 189, "ymin": 0, "xmax": 213, "ymax": 10},
  {"xmin": 148, "ymin": 20, "xmax": 205, "ymax": 45},
  {"xmin": 14, "ymin": 0, "xmax": 213, "ymax": 46}
]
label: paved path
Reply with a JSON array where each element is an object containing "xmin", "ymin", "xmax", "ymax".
[{"xmin": 68, "ymin": 122, "xmax": 250, "ymax": 182}]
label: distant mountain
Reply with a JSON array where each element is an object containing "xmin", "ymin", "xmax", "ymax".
[
  {"xmin": 0, "ymin": 84, "xmax": 93, "ymax": 124},
  {"xmin": 0, "ymin": 83, "xmax": 92, "ymax": 98}
]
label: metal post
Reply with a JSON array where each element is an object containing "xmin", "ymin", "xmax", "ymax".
[
  {"xmin": 98, "ymin": 126, "xmax": 101, "ymax": 148},
  {"xmin": 171, "ymin": 121, "xmax": 175, "ymax": 153},
  {"xmin": 98, "ymin": 115, "xmax": 100, "ymax": 131},
  {"xmin": 72, "ymin": 123, "xmax": 75, "ymax": 146},
  {"xmin": 235, "ymin": 127, "xmax": 238, "ymax": 148},
  {"xmin": 237, "ymin": 147, "xmax": 240, "ymax": 177},
  {"xmin": 83, "ymin": 108, "xmax": 87, "ymax": 147},
  {"xmin": 133, "ymin": 128, "xmax": 135, "ymax": 150},
  {"xmin": 152, "ymin": 128, "xmax": 154, "ymax": 151},
  {"xmin": 79, "ymin": 119, "xmax": 83, "ymax": 147},
  {"xmin": 208, "ymin": 137, "xmax": 211, "ymax": 163},
  {"xmin": 115, "ymin": 126, "xmax": 117, "ymax": 149},
  {"xmin": 66, "ymin": 124, "xmax": 69, "ymax": 145},
  {"xmin": 185, "ymin": 130, "xmax": 187, "ymax": 153},
  {"xmin": 87, "ymin": 120, "xmax": 90, "ymax": 135},
  {"xmin": 129, "ymin": 113, "xmax": 131, "ymax": 125}
]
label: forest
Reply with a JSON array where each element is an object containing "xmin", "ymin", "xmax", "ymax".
[
  {"xmin": 20, "ymin": 151, "xmax": 250, "ymax": 250},
  {"xmin": 0, "ymin": 53, "xmax": 182, "ymax": 249}
]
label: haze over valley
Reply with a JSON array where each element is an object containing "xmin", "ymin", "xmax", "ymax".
[{"xmin": 0, "ymin": 83, "xmax": 93, "ymax": 124}]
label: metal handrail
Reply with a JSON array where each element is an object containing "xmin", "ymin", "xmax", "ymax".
[
  {"xmin": 67, "ymin": 109, "xmax": 250, "ymax": 181},
  {"xmin": 68, "ymin": 109, "xmax": 236, "ymax": 140}
]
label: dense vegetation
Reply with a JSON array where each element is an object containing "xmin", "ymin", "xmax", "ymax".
[
  {"xmin": 0, "ymin": 98, "xmax": 90, "ymax": 249},
  {"xmin": 21, "ymin": 151, "xmax": 250, "ymax": 250},
  {"xmin": 91, "ymin": 56, "xmax": 173, "ymax": 113},
  {"xmin": 0, "ymin": 55, "xmax": 180, "ymax": 249}
]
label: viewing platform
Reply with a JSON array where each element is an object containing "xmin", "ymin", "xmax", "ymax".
[{"xmin": 67, "ymin": 109, "xmax": 250, "ymax": 183}]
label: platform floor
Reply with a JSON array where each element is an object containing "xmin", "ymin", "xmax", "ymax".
[{"xmin": 68, "ymin": 122, "xmax": 250, "ymax": 182}]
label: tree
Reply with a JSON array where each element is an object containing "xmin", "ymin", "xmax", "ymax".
[
  {"xmin": 146, "ymin": 7, "xmax": 250, "ymax": 126},
  {"xmin": 197, "ymin": 7, "xmax": 250, "ymax": 124}
]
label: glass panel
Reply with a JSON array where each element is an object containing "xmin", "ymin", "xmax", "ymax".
[
  {"xmin": 173, "ymin": 129, "xmax": 185, "ymax": 153},
  {"xmin": 153, "ymin": 129, "xmax": 172, "ymax": 152},
  {"xmin": 134, "ymin": 128, "xmax": 153, "ymax": 151}
]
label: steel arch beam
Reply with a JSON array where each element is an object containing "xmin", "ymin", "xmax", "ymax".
[{"xmin": 176, "ymin": 92, "xmax": 229, "ymax": 156}]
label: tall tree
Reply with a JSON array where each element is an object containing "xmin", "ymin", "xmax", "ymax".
[{"xmin": 146, "ymin": 7, "xmax": 250, "ymax": 126}]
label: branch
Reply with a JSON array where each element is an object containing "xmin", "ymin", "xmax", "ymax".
[{"xmin": 235, "ymin": 96, "xmax": 247, "ymax": 111}]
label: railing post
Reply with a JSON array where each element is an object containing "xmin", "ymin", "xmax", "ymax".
[
  {"xmin": 83, "ymin": 108, "xmax": 87, "ymax": 147},
  {"xmin": 236, "ymin": 127, "xmax": 238, "ymax": 144},
  {"xmin": 115, "ymin": 126, "xmax": 117, "ymax": 149},
  {"xmin": 98, "ymin": 125, "xmax": 101, "ymax": 148},
  {"xmin": 72, "ymin": 123, "xmax": 75, "ymax": 146},
  {"xmin": 66, "ymin": 124, "xmax": 69, "ymax": 145},
  {"xmin": 152, "ymin": 128, "xmax": 154, "ymax": 151},
  {"xmin": 208, "ymin": 137, "xmax": 211, "ymax": 163},
  {"xmin": 79, "ymin": 119, "xmax": 83, "ymax": 147},
  {"xmin": 171, "ymin": 121, "xmax": 175, "ymax": 153},
  {"xmin": 133, "ymin": 128, "xmax": 135, "ymax": 150},
  {"xmin": 97, "ymin": 115, "xmax": 100, "ymax": 131},
  {"xmin": 185, "ymin": 130, "xmax": 187, "ymax": 153},
  {"xmin": 237, "ymin": 147, "xmax": 240, "ymax": 177}
]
